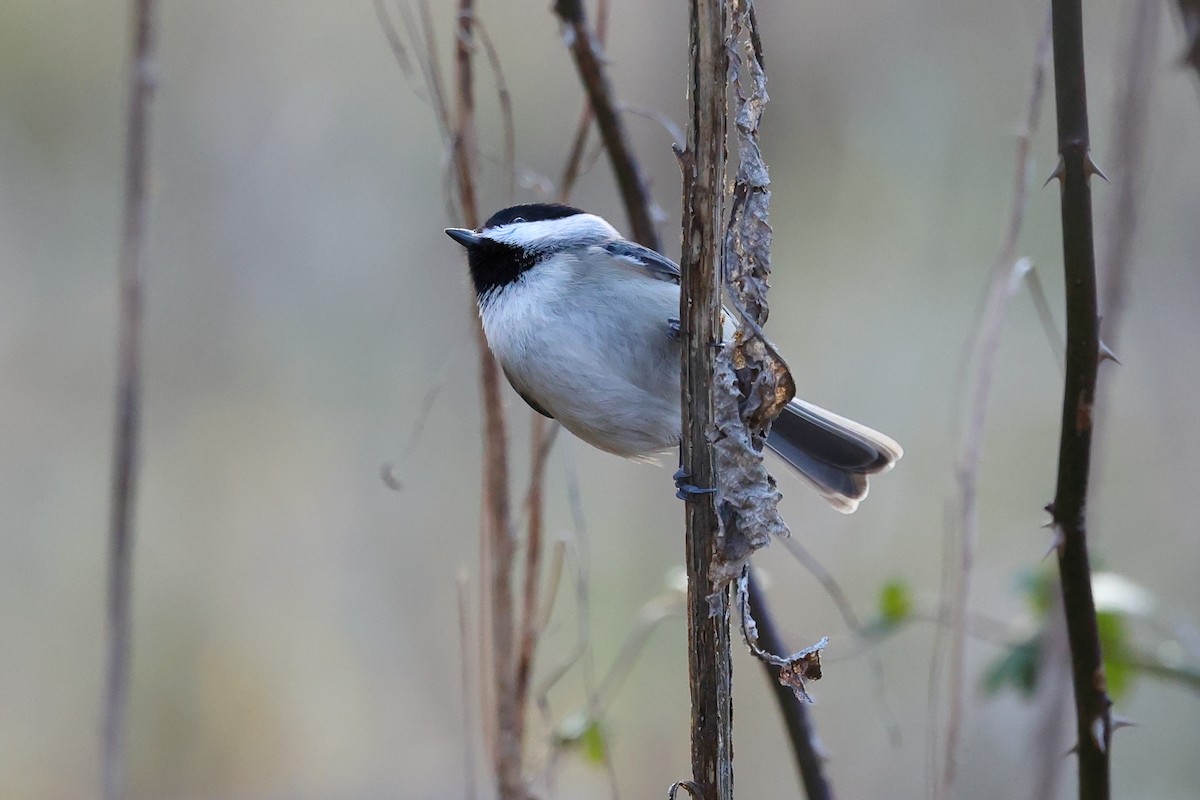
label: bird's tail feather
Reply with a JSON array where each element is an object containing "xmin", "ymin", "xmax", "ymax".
[{"xmin": 765, "ymin": 399, "xmax": 902, "ymax": 514}]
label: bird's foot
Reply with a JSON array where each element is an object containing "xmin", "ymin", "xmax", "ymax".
[
  {"xmin": 674, "ymin": 466, "xmax": 717, "ymax": 501},
  {"xmin": 668, "ymin": 318, "xmax": 723, "ymax": 351}
]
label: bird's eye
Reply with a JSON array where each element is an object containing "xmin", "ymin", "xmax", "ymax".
[{"xmin": 512, "ymin": 217, "xmax": 525, "ymax": 223}]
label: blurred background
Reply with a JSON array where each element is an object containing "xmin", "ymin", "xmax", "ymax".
[{"xmin": 2, "ymin": 0, "xmax": 1198, "ymax": 798}]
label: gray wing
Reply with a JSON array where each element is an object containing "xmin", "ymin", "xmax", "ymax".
[{"xmin": 599, "ymin": 241, "xmax": 681, "ymax": 283}]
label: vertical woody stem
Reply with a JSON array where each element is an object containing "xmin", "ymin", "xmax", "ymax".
[
  {"xmin": 680, "ymin": 0, "xmax": 732, "ymax": 797},
  {"xmin": 1048, "ymin": 0, "xmax": 1111, "ymax": 796}
]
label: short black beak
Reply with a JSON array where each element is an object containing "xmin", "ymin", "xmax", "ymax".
[{"xmin": 445, "ymin": 228, "xmax": 484, "ymax": 248}]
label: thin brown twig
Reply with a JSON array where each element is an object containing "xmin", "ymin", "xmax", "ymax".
[
  {"xmin": 533, "ymin": 454, "xmax": 594, "ymax": 708},
  {"xmin": 379, "ymin": 3, "xmax": 533, "ymax": 796},
  {"xmin": 447, "ymin": 1, "xmax": 522, "ymax": 797},
  {"xmin": 104, "ymin": 4, "xmax": 156, "ymax": 800},
  {"xmin": 559, "ymin": 108, "xmax": 595, "ymax": 202},
  {"xmin": 558, "ymin": 0, "xmax": 609, "ymax": 199},
  {"xmin": 462, "ymin": 17, "xmax": 516, "ymax": 200},
  {"xmin": 935, "ymin": 19, "xmax": 1051, "ymax": 800},
  {"xmin": 513, "ymin": 415, "xmax": 557, "ymax": 752},
  {"xmin": 399, "ymin": 0, "xmax": 451, "ymax": 136},
  {"xmin": 553, "ymin": 0, "xmax": 660, "ymax": 249},
  {"xmin": 376, "ymin": 0, "xmax": 450, "ymax": 134},
  {"xmin": 418, "ymin": 0, "xmax": 453, "ymax": 130},
  {"xmin": 374, "ymin": 0, "xmax": 415, "ymax": 81}
]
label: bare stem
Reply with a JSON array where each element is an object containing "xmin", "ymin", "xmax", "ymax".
[
  {"xmin": 557, "ymin": 0, "xmax": 609, "ymax": 200},
  {"xmin": 553, "ymin": 0, "xmax": 660, "ymax": 249},
  {"xmin": 512, "ymin": 415, "xmax": 556, "ymax": 750},
  {"xmin": 103, "ymin": 4, "xmax": 156, "ymax": 800},
  {"xmin": 680, "ymin": 0, "xmax": 731, "ymax": 797},
  {"xmin": 1048, "ymin": 0, "xmax": 1111, "ymax": 795},
  {"xmin": 450, "ymin": 2, "xmax": 522, "ymax": 797}
]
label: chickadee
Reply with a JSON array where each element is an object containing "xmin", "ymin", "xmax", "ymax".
[{"xmin": 446, "ymin": 203, "xmax": 901, "ymax": 513}]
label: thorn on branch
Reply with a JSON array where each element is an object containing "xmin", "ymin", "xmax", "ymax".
[
  {"xmin": 1042, "ymin": 524, "xmax": 1066, "ymax": 560},
  {"xmin": 1091, "ymin": 716, "xmax": 1109, "ymax": 753},
  {"xmin": 1043, "ymin": 157, "xmax": 1066, "ymax": 186},
  {"xmin": 1084, "ymin": 153, "xmax": 1110, "ymax": 183},
  {"xmin": 1110, "ymin": 714, "xmax": 1138, "ymax": 732}
]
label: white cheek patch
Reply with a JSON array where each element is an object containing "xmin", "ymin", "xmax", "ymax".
[{"xmin": 488, "ymin": 214, "xmax": 620, "ymax": 250}]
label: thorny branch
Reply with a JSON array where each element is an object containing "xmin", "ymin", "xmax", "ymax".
[
  {"xmin": 104, "ymin": 3, "xmax": 156, "ymax": 800},
  {"xmin": 1048, "ymin": 0, "xmax": 1112, "ymax": 795}
]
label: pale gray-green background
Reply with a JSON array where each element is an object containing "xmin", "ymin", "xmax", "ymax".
[{"xmin": 2, "ymin": 1, "xmax": 1198, "ymax": 798}]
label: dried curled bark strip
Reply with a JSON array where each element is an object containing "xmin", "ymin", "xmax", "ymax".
[
  {"xmin": 737, "ymin": 571, "xmax": 828, "ymax": 703},
  {"xmin": 710, "ymin": 0, "xmax": 793, "ymax": 584}
]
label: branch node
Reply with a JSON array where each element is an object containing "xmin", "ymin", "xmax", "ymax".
[{"xmin": 673, "ymin": 142, "xmax": 691, "ymax": 170}]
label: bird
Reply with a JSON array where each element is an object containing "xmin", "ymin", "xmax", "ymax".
[{"xmin": 446, "ymin": 203, "xmax": 901, "ymax": 513}]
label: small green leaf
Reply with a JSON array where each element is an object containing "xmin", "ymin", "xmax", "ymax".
[
  {"xmin": 1015, "ymin": 568, "xmax": 1055, "ymax": 618},
  {"xmin": 1097, "ymin": 610, "xmax": 1133, "ymax": 699},
  {"xmin": 878, "ymin": 580, "xmax": 913, "ymax": 627},
  {"xmin": 580, "ymin": 719, "xmax": 608, "ymax": 765},
  {"xmin": 983, "ymin": 637, "xmax": 1041, "ymax": 697}
]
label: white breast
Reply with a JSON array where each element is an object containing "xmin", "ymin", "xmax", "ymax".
[{"xmin": 479, "ymin": 250, "xmax": 683, "ymax": 458}]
